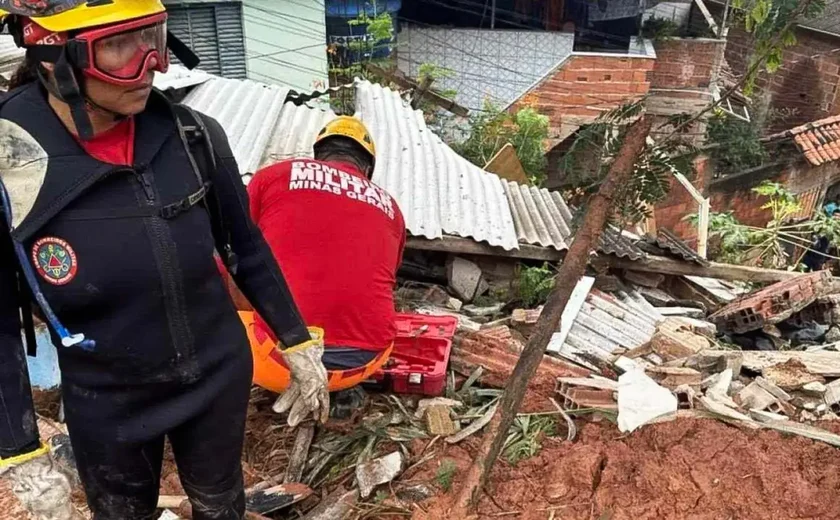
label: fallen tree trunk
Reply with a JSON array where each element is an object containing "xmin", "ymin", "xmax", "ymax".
[
  {"xmin": 449, "ymin": 116, "xmax": 653, "ymax": 517},
  {"xmin": 600, "ymin": 255, "xmax": 803, "ymax": 283}
]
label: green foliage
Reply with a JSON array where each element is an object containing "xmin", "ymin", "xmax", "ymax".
[
  {"xmin": 435, "ymin": 459, "xmax": 457, "ymax": 492},
  {"xmin": 415, "ymin": 63, "xmax": 459, "ymax": 130},
  {"xmin": 811, "ymin": 210, "xmax": 840, "ymax": 243},
  {"xmin": 685, "ymin": 181, "xmax": 839, "ymax": 269},
  {"xmin": 451, "ymin": 101, "xmax": 550, "ymax": 185},
  {"xmin": 731, "ymin": 0, "xmax": 827, "ymax": 94},
  {"xmin": 706, "ymin": 112, "xmax": 769, "ymax": 173},
  {"xmin": 560, "ymin": 101, "xmax": 696, "ymax": 226},
  {"xmin": 518, "ymin": 263, "xmax": 556, "ymax": 308},
  {"xmin": 328, "ymin": 8, "xmax": 393, "ymax": 112},
  {"xmin": 503, "ymin": 415, "xmax": 558, "ymax": 465},
  {"xmin": 641, "ymin": 17, "xmax": 681, "ymax": 41}
]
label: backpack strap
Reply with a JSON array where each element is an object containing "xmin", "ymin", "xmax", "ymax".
[{"xmin": 171, "ymin": 104, "xmax": 239, "ymax": 274}]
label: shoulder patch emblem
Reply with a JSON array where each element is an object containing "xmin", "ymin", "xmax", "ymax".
[{"xmin": 32, "ymin": 237, "xmax": 78, "ymax": 286}]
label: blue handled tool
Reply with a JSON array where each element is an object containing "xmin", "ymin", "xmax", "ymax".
[{"xmin": 0, "ymin": 179, "xmax": 95, "ymax": 351}]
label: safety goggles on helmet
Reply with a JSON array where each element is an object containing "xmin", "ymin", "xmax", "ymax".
[{"xmin": 72, "ymin": 12, "xmax": 169, "ymax": 86}]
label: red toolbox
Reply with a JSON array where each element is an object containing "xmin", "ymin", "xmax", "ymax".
[{"xmin": 368, "ymin": 313, "xmax": 458, "ymax": 396}]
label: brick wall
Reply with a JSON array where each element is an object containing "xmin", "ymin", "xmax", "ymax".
[
  {"xmin": 653, "ymin": 156, "xmax": 712, "ymax": 244},
  {"xmin": 655, "ymin": 156, "xmax": 840, "ymax": 242},
  {"xmin": 650, "ymin": 38, "xmax": 725, "ymax": 89},
  {"xmin": 514, "ymin": 54, "xmax": 654, "ymax": 143},
  {"xmin": 646, "ymin": 37, "xmax": 725, "ymax": 144},
  {"xmin": 708, "ymin": 3, "xmax": 840, "ymax": 132}
]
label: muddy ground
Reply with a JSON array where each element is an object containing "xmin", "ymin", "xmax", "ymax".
[
  {"xmin": 408, "ymin": 418, "xmax": 840, "ymax": 520},
  {"xmin": 8, "ymin": 392, "xmax": 840, "ymax": 520}
]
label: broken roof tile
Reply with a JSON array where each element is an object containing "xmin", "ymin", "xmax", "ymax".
[{"xmin": 790, "ymin": 115, "xmax": 840, "ymax": 166}]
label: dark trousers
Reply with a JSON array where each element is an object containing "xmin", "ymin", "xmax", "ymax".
[{"xmin": 63, "ymin": 360, "xmax": 252, "ymax": 520}]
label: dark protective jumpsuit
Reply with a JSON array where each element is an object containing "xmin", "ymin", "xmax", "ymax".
[{"xmin": 0, "ymin": 83, "xmax": 311, "ymax": 519}]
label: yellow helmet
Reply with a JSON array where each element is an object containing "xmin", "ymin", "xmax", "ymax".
[
  {"xmin": 314, "ymin": 116, "xmax": 376, "ymax": 165},
  {"xmin": 0, "ymin": 0, "xmax": 165, "ymax": 32}
]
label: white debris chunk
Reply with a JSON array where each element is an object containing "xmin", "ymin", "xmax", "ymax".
[
  {"xmin": 617, "ymin": 370, "xmax": 678, "ymax": 433},
  {"xmin": 356, "ymin": 452, "xmax": 405, "ymax": 499}
]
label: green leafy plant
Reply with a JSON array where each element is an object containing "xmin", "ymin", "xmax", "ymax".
[
  {"xmin": 435, "ymin": 459, "xmax": 457, "ymax": 492},
  {"xmin": 328, "ymin": 7, "xmax": 394, "ymax": 112},
  {"xmin": 518, "ymin": 263, "xmax": 556, "ymax": 308},
  {"xmin": 731, "ymin": 0, "xmax": 827, "ymax": 94},
  {"xmin": 451, "ymin": 101, "xmax": 550, "ymax": 185},
  {"xmin": 641, "ymin": 17, "xmax": 681, "ymax": 41},
  {"xmin": 415, "ymin": 63, "xmax": 459, "ymax": 130},
  {"xmin": 503, "ymin": 415, "xmax": 557, "ymax": 465},
  {"xmin": 686, "ymin": 181, "xmax": 840, "ymax": 269},
  {"xmin": 560, "ymin": 101, "xmax": 696, "ymax": 226},
  {"xmin": 706, "ymin": 112, "xmax": 769, "ymax": 173}
]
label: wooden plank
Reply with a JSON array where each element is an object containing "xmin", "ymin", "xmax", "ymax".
[
  {"xmin": 366, "ymin": 64, "xmax": 469, "ymax": 117},
  {"xmin": 600, "ymin": 254, "xmax": 803, "ymax": 283},
  {"xmin": 700, "ymin": 350, "xmax": 840, "ymax": 377},
  {"xmin": 693, "ymin": 0, "xmax": 720, "ymax": 35},
  {"xmin": 407, "ymin": 235, "xmax": 563, "ymax": 262},
  {"xmin": 484, "ymin": 143, "xmax": 530, "ymax": 185},
  {"xmin": 697, "ymin": 198, "xmax": 710, "ymax": 259}
]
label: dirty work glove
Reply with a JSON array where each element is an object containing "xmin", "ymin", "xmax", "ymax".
[
  {"xmin": 273, "ymin": 327, "xmax": 330, "ymax": 427},
  {"xmin": 1, "ymin": 444, "xmax": 82, "ymax": 520}
]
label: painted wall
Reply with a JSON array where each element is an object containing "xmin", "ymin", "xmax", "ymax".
[{"xmin": 242, "ymin": 0, "xmax": 329, "ymax": 92}]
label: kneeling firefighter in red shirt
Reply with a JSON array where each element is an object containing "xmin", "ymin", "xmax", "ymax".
[{"xmin": 224, "ymin": 116, "xmax": 406, "ymax": 399}]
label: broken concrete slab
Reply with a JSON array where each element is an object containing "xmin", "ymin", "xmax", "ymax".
[
  {"xmin": 300, "ymin": 489, "xmax": 357, "ymax": 520},
  {"xmin": 709, "ymin": 271, "xmax": 833, "ymax": 334},
  {"xmin": 356, "ymin": 452, "xmax": 405, "ymax": 499},
  {"xmin": 699, "ymin": 395, "xmax": 759, "ymax": 427},
  {"xmin": 646, "ymin": 319, "xmax": 711, "ymax": 361},
  {"xmin": 511, "ymin": 307, "xmax": 542, "ymax": 338},
  {"xmin": 415, "ymin": 398, "xmax": 463, "ymax": 419},
  {"xmin": 425, "ymin": 405, "xmax": 458, "ymax": 436},
  {"xmin": 696, "ymin": 350, "xmax": 840, "ymax": 377},
  {"xmin": 752, "ymin": 411, "xmax": 840, "ymax": 448},
  {"xmin": 658, "ymin": 307, "xmax": 706, "ymax": 319},
  {"xmin": 644, "ymin": 366, "xmax": 702, "ymax": 390},
  {"xmin": 762, "ymin": 359, "xmax": 826, "ymax": 391},
  {"xmin": 824, "ymin": 379, "xmax": 840, "ymax": 412},
  {"xmin": 754, "ymin": 377, "xmax": 793, "ymax": 402},
  {"xmin": 674, "ymin": 384, "xmax": 697, "ymax": 409},
  {"xmin": 736, "ymin": 382, "xmax": 778, "ymax": 411},
  {"xmin": 447, "ymin": 257, "xmax": 483, "ymax": 302},
  {"xmin": 462, "ymin": 303, "xmax": 505, "ymax": 317},
  {"xmin": 617, "ymin": 370, "xmax": 678, "ymax": 433},
  {"xmin": 803, "ymin": 381, "xmax": 828, "ymax": 395},
  {"xmin": 672, "ymin": 317, "xmax": 717, "ymax": 338}
]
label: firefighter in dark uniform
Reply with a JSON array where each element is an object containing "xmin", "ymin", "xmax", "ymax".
[{"xmin": 0, "ymin": 1, "xmax": 329, "ymax": 519}]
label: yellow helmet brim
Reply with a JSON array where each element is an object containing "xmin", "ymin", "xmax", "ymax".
[
  {"xmin": 27, "ymin": 0, "xmax": 165, "ymax": 32},
  {"xmin": 314, "ymin": 116, "xmax": 376, "ymax": 161}
]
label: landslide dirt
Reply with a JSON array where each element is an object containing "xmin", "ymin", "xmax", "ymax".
[{"xmin": 408, "ymin": 418, "xmax": 840, "ymax": 520}]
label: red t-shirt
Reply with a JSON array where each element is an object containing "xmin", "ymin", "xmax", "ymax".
[
  {"xmin": 247, "ymin": 159, "xmax": 406, "ymax": 352},
  {"xmin": 77, "ymin": 118, "xmax": 135, "ymax": 166}
]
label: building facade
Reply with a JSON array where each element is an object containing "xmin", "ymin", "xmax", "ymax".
[{"xmin": 165, "ymin": 0, "xmax": 248, "ymax": 79}]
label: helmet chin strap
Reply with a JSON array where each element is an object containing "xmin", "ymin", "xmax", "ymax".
[{"xmin": 36, "ymin": 54, "xmax": 126, "ymax": 140}]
